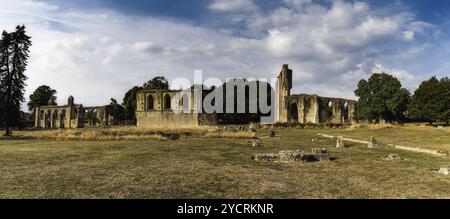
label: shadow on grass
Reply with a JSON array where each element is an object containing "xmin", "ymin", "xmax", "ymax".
[{"xmin": 0, "ymin": 136, "xmax": 35, "ymax": 141}]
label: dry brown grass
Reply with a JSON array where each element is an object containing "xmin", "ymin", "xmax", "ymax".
[
  {"xmin": 1, "ymin": 127, "xmax": 450, "ymax": 198},
  {"xmin": 14, "ymin": 126, "xmax": 255, "ymax": 141}
]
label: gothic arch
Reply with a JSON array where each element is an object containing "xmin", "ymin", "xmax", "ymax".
[
  {"xmin": 147, "ymin": 95, "xmax": 154, "ymax": 110},
  {"xmin": 164, "ymin": 94, "xmax": 171, "ymax": 110},
  {"xmin": 289, "ymin": 102, "xmax": 299, "ymax": 122},
  {"xmin": 51, "ymin": 109, "xmax": 58, "ymax": 128},
  {"xmin": 60, "ymin": 109, "xmax": 66, "ymax": 128}
]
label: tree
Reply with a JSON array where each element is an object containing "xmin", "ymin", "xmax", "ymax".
[
  {"xmin": 28, "ymin": 85, "xmax": 57, "ymax": 112},
  {"xmin": 143, "ymin": 76, "xmax": 169, "ymax": 90},
  {"xmin": 0, "ymin": 31, "xmax": 11, "ymax": 130},
  {"xmin": 122, "ymin": 77, "xmax": 170, "ymax": 122},
  {"xmin": 122, "ymin": 86, "xmax": 143, "ymax": 122},
  {"xmin": 354, "ymin": 73, "xmax": 410, "ymax": 123},
  {"xmin": 0, "ymin": 25, "xmax": 32, "ymax": 136},
  {"xmin": 441, "ymin": 77, "xmax": 450, "ymax": 123},
  {"xmin": 109, "ymin": 98, "xmax": 125, "ymax": 122},
  {"xmin": 408, "ymin": 76, "xmax": 450, "ymax": 124},
  {"xmin": 216, "ymin": 79, "xmax": 273, "ymax": 124}
]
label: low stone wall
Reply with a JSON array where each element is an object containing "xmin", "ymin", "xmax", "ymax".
[
  {"xmin": 254, "ymin": 148, "xmax": 330, "ymax": 162},
  {"xmin": 136, "ymin": 111, "xmax": 218, "ymax": 127},
  {"xmin": 317, "ymin": 133, "xmax": 448, "ymax": 156},
  {"xmin": 136, "ymin": 111, "xmax": 199, "ymax": 127}
]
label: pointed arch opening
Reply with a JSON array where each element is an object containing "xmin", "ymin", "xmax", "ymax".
[
  {"xmin": 289, "ymin": 103, "xmax": 299, "ymax": 122},
  {"xmin": 164, "ymin": 94, "xmax": 171, "ymax": 110},
  {"xmin": 147, "ymin": 95, "xmax": 154, "ymax": 111}
]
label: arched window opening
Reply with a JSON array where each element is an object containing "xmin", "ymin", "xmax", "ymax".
[
  {"xmin": 289, "ymin": 103, "xmax": 299, "ymax": 122},
  {"xmin": 147, "ymin": 95, "xmax": 154, "ymax": 110},
  {"xmin": 60, "ymin": 110, "xmax": 66, "ymax": 128},
  {"xmin": 164, "ymin": 94, "xmax": 171, "ymax": 110}
]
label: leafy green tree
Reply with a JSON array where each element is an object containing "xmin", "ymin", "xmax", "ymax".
[
  {"xmin": 216, "ymin": 79, "xmax": 273, "ymax": 124},
  {"xmin": 354, "ymin": 73, "xmax": 410, "ymax": 123},
  {"xmin": 408, "ymin": 76, "xmax": 450, "ymax": 124},
  {"xmin": 143, "ymin": 76, "xmax": 169, "ymax": 90},
  {"xmin": 0, "ymin": 25, "xmax": 32, "ymax": 136},
  {"xmin": 443, "ymin": 77, "xmax": 450, "ymax": 123},
  {"xmin": 122, "ymin": 86, "xmax": 143, "ymax": 122},
  {"xmin": 0, "ymin": 31, "xmax": 11, "ymax": 130},
  {"xmin": 122, "ymin": 77, "xmax": 170, "ymax": 122},
  {"xmin": 28, "ymin": 85, "xmax": 57, "ymax": 112},
  {"xmin": 109, "ymin": 98, "xmax": 125, "ymax": 122}
]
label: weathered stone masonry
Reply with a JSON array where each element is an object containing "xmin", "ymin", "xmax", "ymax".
[
  {"xmin": 34, "ymin": 64, "xmax": 357, "ymax": 129},
  {"xmin": 135, "ymin": 88, "xmax": 218, "ymax": 127},
  {"xmin": 34, "ymin": 96, "xmax": 114, "ymax": 128},
  {"xmin": 275, "ymin": 64, "xmax": 357, "ymax": 124}
]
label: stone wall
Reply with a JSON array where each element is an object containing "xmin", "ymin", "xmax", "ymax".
[
  {"xmin": 136, "ymin": 88, "xmax": 218, "ymax": 127},
  {"xmin": 276, "ymin": 65, "xmax": 357, "ymax": 124},
  {"xmin": 34, "ymin": 96, "xmax": 113, "ymax": 129},
  {"xmin": 136, "ymin": 111, "xmax": 217, "ymax": 127}
]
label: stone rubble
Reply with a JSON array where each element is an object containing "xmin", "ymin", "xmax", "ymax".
[
  {"xmin": 269, "ymin": 130, "xmax": 276, "ymax": 138},
  {"xmin": 336, "ymin": 136, "xmax": 345, "ymax": 148},
  {"xmin": 438, "ymin": 167, "xmax": 449, "ymax": 175},
  {"xmin": 311, "ymin": 148, "xmax": 330, "ymax": 161},
  {"xmin": 251, "ymin": 139, "xmax": 261, "ymax": 147},
  {"xmin": 368, "ymin": 136, "xmax": 381, "ymax": 148},
  {"xmin": 254, "ymin": 148, "xmax": 330, "ymax": 162},
  {"xmin": 385, "ymin": 154, "xmax": 402, "ymax": 161},
  {"xmin": 254, "ymin": 153, "xmax": 279, "ymax": 162}
]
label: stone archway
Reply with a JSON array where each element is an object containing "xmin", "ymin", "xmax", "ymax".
[
  {"xmin": 289, "ymin": 103, "xmax": 299, "ymax": 122},
  {"xmin": 60, "ymin": 110, "xmax": 66, "ymax": 128},
  {"xmin": 45, "ymin": 110, "xmax": 51, "ymax": 128},
  {"xmin": 147, "ymin": 95, "xmax": 154, "ymax": 110},
  {"xmin": 51, "ymin": 110, "xmax": 58, "ymax": 128},
  {"xmin": 164, "ymin": 94, "xmax": 171, "ymax": 110}
]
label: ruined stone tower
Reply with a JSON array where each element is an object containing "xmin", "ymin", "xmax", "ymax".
[
  {"xmin": 274, "ymin": 64, "xmax": 357, "ymax": 124},
  {"xmin": 275, "ymin": 64, "xmax": 292, "ymax": 123}
]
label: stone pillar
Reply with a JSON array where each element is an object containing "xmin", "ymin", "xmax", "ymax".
[
  {"xmin": 334, "ymin": 101, "xmax": 343, "ymax": 123},
  {"xmin": 34, "ymin": 107, "xmax": 40, "ymax": 127},
  {"xmin": 313, "ymin": 96, "xmax": 320, "ymax": 123},
  {"xmin": 276, "ymin": 64, "xmax": 292, "ymax": 123},
  {"xmin": 300, "ymin": 98, "xmax": 306, "ymax": 124},
  {"xmin": 50, "ymin": 112, "xmax": 54, "ymax": 128},
  {"xmin": 368, "ymin": 136, "xmax": 380, "ymax": 148},
  {"xmin": 336, "ymin": 136, "xmax": 345, "ymax": 148}
]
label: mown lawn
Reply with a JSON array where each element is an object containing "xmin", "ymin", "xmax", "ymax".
[
  {"xmin": 321, "ymin": 125, "xmax": 450, "ymax": 151},
  {"xmin": 0, "ymin": 127, "xmax": 449, "ymax": 198}
]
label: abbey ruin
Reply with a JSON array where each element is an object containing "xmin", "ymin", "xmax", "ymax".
[
  {"xmin": 275, "ymin": 64, "xmax": 357, "ymax": 124},
  {"xmin": 135, "ymin": 88, "xmax": 218, "ymax": 127},
  {"xmin": 135, "ymin": 64, "xmax": 357, "ymax": 127},
  {"xmin": 34, "ymin": 96, "xmax": 115, "ymax": 128},
  {"xmin": 34, "ymin": 64, "xmax": 357, "ymax": 128}
]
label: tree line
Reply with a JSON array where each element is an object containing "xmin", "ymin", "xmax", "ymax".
[
  {"xmin": 355, "ymin": 73, "xmax": 450, "ymax": 124},
  {"xmin": 19, "ymin": 72, "xmax": 450, "ymax": 129},
  {"xmin": 2, "ymin": 25, "xmax": 449, "ymax": 136}
]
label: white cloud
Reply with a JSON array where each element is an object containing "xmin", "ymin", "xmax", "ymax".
[
  {"xmin": 371, "ymin": 63, "xmax": 421, "ymax": 91},
  {"xmin": 403, "ymin": 31, "xmax": 415, "ymax": 41},
  {"xmin": 209, "ymin": 0, "xmax": 258, "ymax": 13},
  {"xmin": 0, "ymin": 0, "xmax": 440, "ymax": 109}
]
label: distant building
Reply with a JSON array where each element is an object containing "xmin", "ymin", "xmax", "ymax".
[
  {"xmin": 136, "ymin": 64, "xmax": 357, "ymax": 127},
  {"xmin": 34, "ymin": 96, "xmax": 114, "ymax": 128},
  {"xmin": 34, "ymin": 65, "xmax": 357, "ymax": 129},
  {"xmin": 275, "ymin": 64, "xmax": 357, "ymax": 123},
  {"xmin": 135, "ymin": 88, "xmax": 218, "ymax": 127}
]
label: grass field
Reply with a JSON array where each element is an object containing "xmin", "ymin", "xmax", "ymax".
[{"xmin": 0, "ymin": 126, "xmax": 449, "ymax": 198}]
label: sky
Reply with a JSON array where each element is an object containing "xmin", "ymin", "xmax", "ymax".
[{"xmin": 0, "ymin": 0, "xmax": 449, "ymax": 109}]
